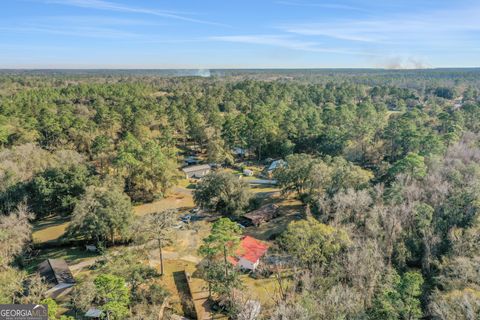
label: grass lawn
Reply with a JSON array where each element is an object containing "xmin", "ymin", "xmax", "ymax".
[
  {"xmin": 32, "ymin": 187, "xmax": 196, "ymax": 244},
  {"xmin": 32, "ymin": 215, "xmax": 70, "ymax": 244},
  {"xmin": 165, "ymin": 220, "xmax": 212, "ymax": 256},
  {"xmin": 176, "ymin": 178, "xmax": 196, "ymax": 188},
  {"xmin": 30, "ymin": 175, "xmax": 278, "ymax": 245},
  {"xmin": 27, "ymin": 174, "xmax": 297, "ymax": 318},
  {"xmin": 240, "ymin": 274, "xmax": 280, "ymax": 307},
  {"xmin": 250, "ymin": 185, "xmax": 280, "ymax": 195},
  {"xmin": 156, "ymin": 259, "xmax": 198, "ymax": 316},
  {"xmin": 134, "ymin": 186, "xmax": 195, "ymax": 216}
]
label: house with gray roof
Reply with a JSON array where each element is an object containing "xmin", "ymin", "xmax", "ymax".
[
  {"xmin": 38, "ymin": 258, "xmax": 75, "ymax": 298},
  {"xmin": 182, "ymin": 164, "xmax": 211, "ymax": 179}
]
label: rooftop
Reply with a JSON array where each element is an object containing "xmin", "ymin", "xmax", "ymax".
[
  {"xmin": 230, "ymin": 236, "xmax": 269, "ymax": 264},
  {"xmin": 267, "ymin": 159, "xmax": 286, "ymax": 171},
  {"xmin": 38, "ymin": 258, "xmax": 75, "ymax": 285},
  {"xmin": 85, "ymin": 308, "xmax": 103, "ymax": 318},
  {"xmin": 182, "ymin": 164, "xmax": 211, "ymax": 173},
  {"xmin": 244, "ymin": 204, "xmax": 279, "ymax": 224}
]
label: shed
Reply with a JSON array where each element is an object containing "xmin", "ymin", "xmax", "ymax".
[
  {"xmin": 182, "ymin": 164, "xmax": 211, "ymax": 179},
  {"xmin": 85, "ymin": 245, "xmax": 97, "ymax": 252},
  {"xmin": 243, "ymin": 169, "xmax": 254, "ymax": 176},
  {"xmin": 85, "ymin": 308, "xmax": 103, "ymax": 319},
  {"xmin": 248, "ymin": 179, "xmax": 277, "ymax": 185},
  {"xmin": 38, "ymin": 259, "xmax": 75, "ymax": 298},
  {"xmin": 38, "ymin": 259, "xmax": 75, "ymax": 285},
  {"xmin": 243, "ymin": 204, "xmax": 279, "ymax": 226}
]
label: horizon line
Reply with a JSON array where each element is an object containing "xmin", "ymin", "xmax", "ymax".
[{"xmin": 1, "ymin": 67, "xmax": 480, "ymax": 71}]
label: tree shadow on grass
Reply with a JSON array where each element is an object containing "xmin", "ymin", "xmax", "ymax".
[
  {"xmin": 173, "ymin": 271, "xmax": 196, "ymax": 318},
  {"xmin": 33, "ymin": 215, "xmax": 70, "ymax": 231}
]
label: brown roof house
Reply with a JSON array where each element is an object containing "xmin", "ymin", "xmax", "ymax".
[
  {"xmin": 243, "ymin": 204, "xmax": 279, "ymax": 227},
  {"xmin": 38, "ymin": 259, "xmax": 75, "ymax": 298}
]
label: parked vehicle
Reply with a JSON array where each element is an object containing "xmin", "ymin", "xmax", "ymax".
[{"xmin": 181, "ymin": 214, "xmax": 192, "ymax": 223}]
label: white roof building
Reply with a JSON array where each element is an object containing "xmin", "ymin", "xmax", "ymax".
[
  {"xmin": 85, "ymin": 308, "xmax": 103, "ymax": 318},
  {"xmin": 182, "ymin": 164, "xmax": 211, "ymax": 179},
  {"xmin": 267, "ymin": 159, "xmax": 286, "ymax": 172}
]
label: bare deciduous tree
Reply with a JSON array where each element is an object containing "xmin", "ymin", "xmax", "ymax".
[
  {"xmin": 134, "ymin": 209, "xmax": 177, "ymax": 276},
  {"xmin": 0, "ymin": 203, "xmax": 34, "ymax": 267}
]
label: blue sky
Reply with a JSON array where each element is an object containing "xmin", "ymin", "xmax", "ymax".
[{"xmin": 1, "ymin": 0, "xmax": 479, "ymax": 68}]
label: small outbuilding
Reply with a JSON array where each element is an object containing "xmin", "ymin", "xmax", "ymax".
[
  {"xmin": 243, "ymin": 169, "xmax": 254, "ymax": 176},
  {"xmin": 228, "ymin": 236, "xmax": 269, "ymax": 271},
  {"xmin": 247, "ymin": 179, "xmax": 277, "ymax": 186},
  {"xmin": 182, "ymin": 164, "xmax": 211, "ymax": 179},
  {"xmin": 267, "ymin": 159, "xmax": 286, "ymax": 173},
  {"xmin": 38, "ymin": 258, "xmax": 75, "ymax": 298},
  {"xmin": 243, "ymin": 204, "xmax": 279, "ymax": 227},
  {"xmin": 85, "ymin": 245, "xmax": 97, "ymax": 252},
  {"xmin": 233, "ymin": 147, "xmax": 248, "ymax": 157},
  {"xmin": 85, "ymin": 308, "xmax": 103, "ymax": 319}
]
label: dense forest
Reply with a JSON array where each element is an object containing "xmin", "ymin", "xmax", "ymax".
[{"xmin": 1, "ymin": 69, "xmax": 480, "ymax": 319}]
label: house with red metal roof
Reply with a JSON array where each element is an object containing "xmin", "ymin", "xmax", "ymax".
[{"xmin": 228, "ymin": 236, "xmax": 269, "ymax": 271}]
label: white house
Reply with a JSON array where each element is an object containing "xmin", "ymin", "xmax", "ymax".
[
  {"xmin": 228, "ymin": 236, "xmax": 269, "ymax": 271},
  {"xmin": 243, "ymin": 169, "xmax": 254, "ymax": 176},
  {"xmin": 182, "ymin": 164, "xmax": 211, "ymax": 179}
]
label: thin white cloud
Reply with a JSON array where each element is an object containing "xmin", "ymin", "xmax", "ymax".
[
  {"xmin": 209, "ymin": 34, "xmax": 374, "ymax": 55},
  {"xmin": 210, "ymin": 35, "xmax": 317, "ymax": 50},
  {"xmin": 0, "ymin": 25, "xmax": 142, "ymax": 39},
  {"xmin": 275, "ymin": 1, "xmax": 365, "ymax": 12},
  {"xmin": 0, "ymin": 14, "xmax": 169, "ymax": 40},
  {"xmin": 42, "ymin": 0, "xmax": 226, "ymax": 26},
  {"xmin": 0, "ymin": 25, "xmax": 207, "ymax": 44},
  {"xmin": 45, "ymin": 15, "xmax": 166, "ymax": 26},
  {"xmin": 280, "ymin": 4, "xmax": 480, "ymax": 44},
  {"xmin": 283, "ymin": 23, "xmax": 381, "ymax": 42}
]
